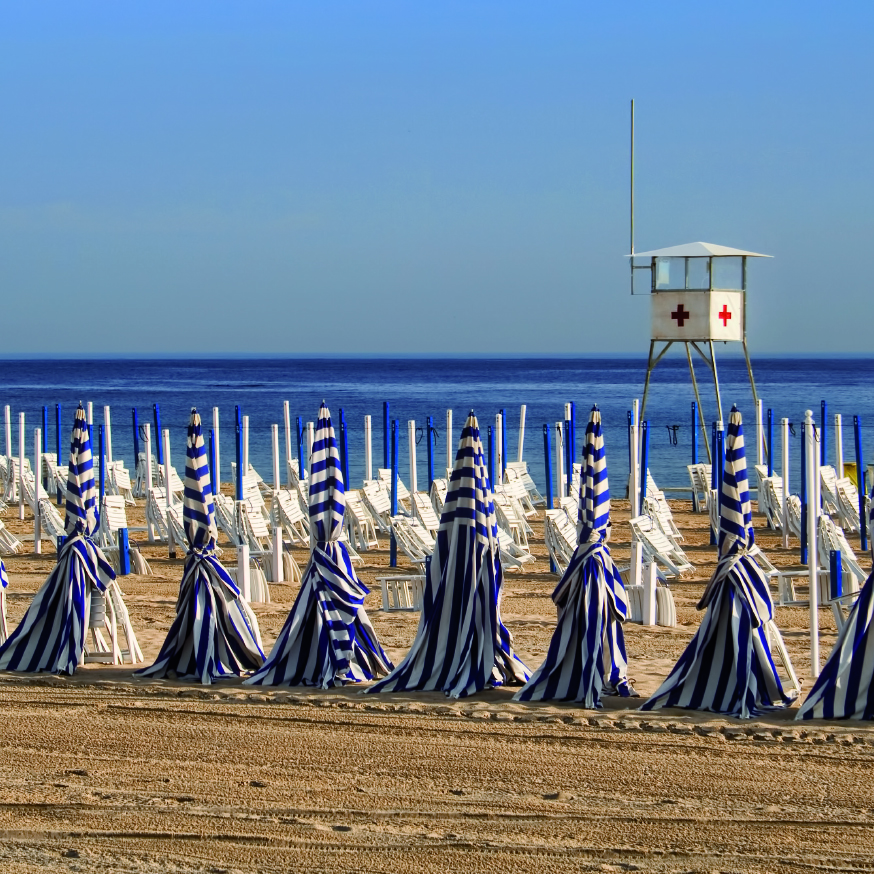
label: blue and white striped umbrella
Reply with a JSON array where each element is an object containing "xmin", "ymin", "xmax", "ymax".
[
  {"xmin": 0, "ymin": 559, "xmax": 8, "ymax": 644},
  {"xmin": 246, "ymin": 402, "xmax": 392, "ymax": 688},
  {"xmin": 367, "ymin": 411, "xmax": 529, "ymax": 698},
  {"xmin": 515, "ymin": 406, "xmax": 634, "ymax": 707},
  {"xmin": 641, "ymin": 406, "xmax": 796, "ymax": 718},
  {"xmin": 137, "ymin": 409, "xmax": 264, "ymax": 684},
  {"xmin": 0, "ymin": 404, "xmax": 116, "ymax": 674}
]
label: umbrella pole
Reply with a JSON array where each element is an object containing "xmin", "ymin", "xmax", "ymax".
[
  {"xmin": 213, "ymin": 406, "xmax": 221, "ymax": 492},
  {"xmin": 390, "ymin": 420, "xmax": 398, "ymax": 568},
  {"xmin": 235, "ymin": 417, "xmax": 250, "ymax": 600},
  {"xmin": 835, "ymin": 413, "xmax": 844, "ymax": 478},
  {"xmin": 781, "ymin": 417, "xmax": 790, "ymax": 549},
  {"xmin": 364, "ymin": 415, "xmax": 372, "ymax": 482},
  {"xmin": 517, "ymin": 405, "xmax": 526, "ymax": 463},
  {"xmin": 18, "ymin": 412, "xmax": 25, "ymax": 521},
  {"xmin": 163, "ymin": 429, "xmax": 174, "ymax": 559},
  {"xmin": 408, "ymin": 420, "xmax": 417, "ymax": 519},
  {"xmin": 271, "ymin": 424, "xmax": 283, "ymax": 584},
  {"xmin": 33, "ymin": 427, "xmax": 41, "ymax": 555},
  {"xmin": 445, "ymin": 409, "xmax": 453, "ymax": 477},
  {"xmin": 56, "ymin": 404, "xmax": 63, "ymax": 504},
  {"xmin": 283, "ymin": 401, "xmax": 292, "ymax": 486},
  {"xmin": 805, "ymin": 410, "xmax": 820, "ymax": 678}
]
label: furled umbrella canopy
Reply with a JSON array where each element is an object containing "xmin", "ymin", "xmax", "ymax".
[
  {"xmin": 367, "ymin": 411, "xmax": 529, "ymax": 698},
  {"xmin": 246, "ymin": 402, "xmax": 392, "ymax": 688},
  {"xmin": 515, "ymin": 406, "xmax": 634, "ymax": 707},
  {"xmin": 641, "ymin": 406, "xmax": 796, "ymax": 717},
  {"xmin": 0, "ymin": 404, "xmax": 118, "ymax": 674},
  {"xmin": 137, "ymin": 409, "xmax": 264, "ymax": 684}
]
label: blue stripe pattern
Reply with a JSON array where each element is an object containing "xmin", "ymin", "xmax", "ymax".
[
  {"xmin": 246, "ymin": 403, "xmax": 392, "ymax": 688},
  {"xmin": 0, "ymin": 405, "xmax": 116, "ymax": 674},
  {"xmin": 137, "ymin": 409, "xmax": 264, "ymax": 684},
  {"xmin": 367, "ymin": 411, "xmax": 529, "ymax": 698},
  {"xmin": 515, "ymin": 406, "xmax": 634, "ymax": 707},
  {"xmin": 641, "ymin": 407, "xmax": 796, "ymax": 717}
]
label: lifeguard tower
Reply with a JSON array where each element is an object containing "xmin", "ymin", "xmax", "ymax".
[{"xmin": 628, "ymin": 241, "xmax": 771, "ymax": 455}]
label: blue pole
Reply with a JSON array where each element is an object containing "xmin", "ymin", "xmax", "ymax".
[
  {"xmin": 235, "ymin": 416, "xmax": 244, "ymax": 501},
  {"xmin": 800, "ymin": 422, "xmax": 808, "ymax": 564},
  {"xmin": 569, "ymin": 401, "xmax": 576, "ymax": 470},
  {"xmin": 543, "ymin": 423, "xmax": 555, "ymax": 572},
  {"xmin": 390, "ymin": 420, "xmax": 398, "ymax": 567},
  {"xmin": 296, "ymin": 416, "xmax": 305, "ymax": 478},
  {"xmin": 639, "ymin": 420, "xmax": 649, "ymax": 516},
  {"xmin": 340, "ymin": 410, "xmax": 350, "ymax": 487},
  {"xmin": 383, "ymin": 402, "xmax": 390, "ymax": 470},
  {"xmin": 821, "ymin": 400, "xmax": 828, "ymax": 467},
  {"xmin": 710, "ymin": 422, "xmax": 718, "ymax": 545},
  {"xmin": 716, "ymin": 428, "xmax": 724, "ymax": 495},
  {"xmin": 209, "ymin": 429, "xmax": 217, "ymax": 496},
  {"xmin": 153, "ymin": 404, "xmax": 163, "ymax": 464},
  {"xmin": 854, "ymin": 415, "xmax": 867, "ymax": 552},
  {"xmin": 41, "ymin": 406, "xmax": 48, "ymax": 452},
  {"xmin": 426, "ymin": 416, "xmax": 434, "ymax": 490},
  {"xmin": 488, "ymin": 425, "xmax": 495, "ymax": 488},
  {"xmin": 767, "ymin": 409, "xmax": 774, "ymax": 477},
  {"xmin": 627, "ymin": 410, "xmax": 633, "ymax": 474},
  {"xmin": 55, "ymin": 403, "xmax": 63, "ymax": 504},
  {"xmin": 691, "ymin": 401, "xmax": 698, "ymax": 464},
  {"xmin": 564, "ymin": 417, "xmax": 572, "ymax": 496},
  {"xmin": 98, "ymin": 424, "xmax": 105, "ymax": 530},
  {"xmin": 500, "ymin": 408, "xmax": 507, "ymax": 479},
  {"xmin": 117, "ymin": 527, "xmax": 131, "ymax": 576},
  {"xmin": 132, "ymin": 407, "xmax": 140, "ymax": 461}
]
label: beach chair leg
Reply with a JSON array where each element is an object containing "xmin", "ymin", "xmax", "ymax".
[{"xmin": 765, "ymin": 621, "xmax": 800, "ymax": 694}]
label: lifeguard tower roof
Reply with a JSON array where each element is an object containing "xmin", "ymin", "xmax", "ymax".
[{"xmin": 627, "ymin": 241, "xmax": 772, "ymax": 259}]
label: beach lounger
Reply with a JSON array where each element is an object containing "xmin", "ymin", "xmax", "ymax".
[
  {"xmin": 411, "ymin": 491, "xmax": 440, "ymax": 538},
  {"xmin": 0, "ymin": 519, "xmax": 21, "ymax": 556},
  {"xmin": 134, "ymin": 452, "xmax": 160, "ymax": 498},
  {"xmin": 390, "ymin": 515, "xmax": 435, "ymax": 565},
  {"xmin": 363, "ymin": 480, "xmax": 393, "ymax": 532},
  {"xmin": 642, "ymin": 494, "xmax": 683, "ymax": 544},
  {"xmin": 376, "ymin": 574, "xmax": 425, "ymax": 611},
  {"xmin": 378, "ymin": 468, "xmax": 410, "ymax": 511},
  {"xmin": 144, "ymin": 487, "xmax": 173, "ymax": 543},
  {"xmin": 106, "ymin": 460, "xmax": 135, "ymax": 505},
  {"xmin": 687, "ymin": 463, "xmax": 712, "ymax": 513},
  {"xmin": 505, "ymin": 460, "xmax": 545, "ymax": 508},
  {"xmin": 502, "ymin": 466, "xmax": 537, "ymax": 515},
  {"xmin": 345, "ymin": 489, "xmax": 380, "ymax": 550},
  {"xmin": 274, "ymin": 488, "xmax": 310, "ymax": 546},
  {"xmin": 430, "ymin": 478, "xmax": 448, "ymax": 517},
  {"xmin": 624, "ymin": 582, "xmax": 677, "ymax": 627},
  {"xmin": 629, "ymin": 515, "xmax": 694, "ymax": 579},
  {"xmin": 544, "ymin": 509, "xmax": 577, "ymax": 574}
]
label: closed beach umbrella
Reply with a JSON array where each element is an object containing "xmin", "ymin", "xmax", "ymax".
[
  {"xmin": 0, "ymin": 559, "xmax": 8, "ymax": 644},
  {"xmin": 514, "ymin": 406, "xmax": 634, "ymax": 707},
  {"xmin": 137, "ymin": 409, "xmax": 264, "ymax": 684},
  {"xmin": 641, "ymin": 406, "xmax": 796, "ymax": 718},
  {"xmin": 368, "ymin": 410, "xmax": 529, "ymax": 698},
  {"xmin": 0, "ymin": 404, "xmax": 117, "ymax": 674},
  {"xmin": 246, "ymin": 402, "xmax": 391, "ymax": 688}
]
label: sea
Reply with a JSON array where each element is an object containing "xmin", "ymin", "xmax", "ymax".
[{"xmin": 1, "ymin": 356, "xmax": 872, "ymax": 498}]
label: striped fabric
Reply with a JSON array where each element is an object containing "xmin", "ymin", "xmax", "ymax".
[
  {"xmin": 641, "ymin": 407, "xmax": 795, "ymax": 718},
  {"xmin": 137, "ymin": 409, "xmax": 264, "ymax": 684},
  {"xmin": 515, "ymin": 407, "xmax": 634, "ymax": 707},
  {"xmin": 246, "ymin": 403, "xmax": 392, "ymax": 688},
  {"xmin": 367, "ymin": 411, "xmax": 529, "ymax": 699},
  {"xmin": 796, "ymin": 571, "xmax": 874, "ymax": 719},
  {"xmin": 0, "ymin": 559, "xmax": 8, "ymax": 644},
  {"xmin": 0, "ymin": 405, "xmax": 116, "ymax": 674}
]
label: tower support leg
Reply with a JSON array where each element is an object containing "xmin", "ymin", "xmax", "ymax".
[{"xmin": 686, "ymin": 342, "xmax": 712, "ymax": 463}]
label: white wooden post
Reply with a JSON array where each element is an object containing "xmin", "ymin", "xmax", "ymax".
[
  {"xmin": 445, "ymin": 409, "xmax": 453, "ymax": 475},
  {"xmin": 18, "ymin": 412, "xmax": 25, "ymax": 520},
  {"xmin": 805, "ymin": 409, "xmax": 819, "ymax": 678},
  {"xmin": 212, "ymin": 407, "xmax": 220, "ymax": 490},
  {"xmin": 33, "ymin": 428, "xmax": 41, "ymax": 554},
  {"xmin": 271, "ymin": 423, "xmax": 283, "ymax": 583},
  {"xmin": 630, "ymin": 400, "xmax": 640, "ymax": 517},
  {"xmin": 4, "ymin": 405, "xmax": 11, "ymax": 462},
  {"xmin": 103, "ymin": 406, "xmax": 113, "ymax": 463},
  {"xmin": 834, "ymin": 413, "xmax": 844, "ymax": 479},
  {"xmin": 756, "ymin": 399, "xmax": 763, "ymax": 468},
  {"xmin": 143, "ymin": 424, "xmax": 153, "ymax": 492},
  {"xmin": 163, "ymin": 429, "xmax": 174, "ymax": 558},
  {"xmin": 643, "ymin": 560, "xmax": 657, "ymax": 626},
  {"xmin": 495, "ymin": 413, "xmax": 503, "ymax": 485},
  {"xmin": 629, "ymin": 540, "xmax": 643, "ymax": 589},
  {"xmin": 237, "ymin": 523, "xmax": 251, "ymax": 601},
  {"xmin": 364, "ymin": 415, "xmax": 373, "ymax": 482},
  {"xmin": 306, "ymin": 422, "xmax": 315, "ymax": 475},
  {"xmin": 408, "ymin": 419, "xmax": 418, "ymax": 499},
  {"xmin": 283, "ymin": 401, "xmax": 292, "ymax": 484},
  {"xmin": 517, "ymin": 404, "xmax": 526, "ymax": 463},
  {"xmin": 242, "ymin": 415, "xmax": 249, "ymax": 476},
  {"xmin": 781, "ymin": 417, "xmax": 790, "ymax": 549},
  {"xmin": 554, "ymin": 421, "xmax": 564, "ymax": 504},
  {"xmin": 87, "ymin": 402, "xmax": 93, "ymax": 428}
]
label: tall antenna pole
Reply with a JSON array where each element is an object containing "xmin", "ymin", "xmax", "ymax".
[{"xmin": 630, "ymin": 98, "xmax": 635, "ymax": 295}]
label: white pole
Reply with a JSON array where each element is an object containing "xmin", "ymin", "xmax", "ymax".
[
  {"xmin": 271, "ymin": 423, "xmax": 283, "ymax": 583},
  {"xmin": 643, "ymin": 560, "xmax": 657, "ymax": 626},
  {"xmin": 517, "ymin": 404, "xmax": 526, "ymax": 463},
  {"xmin": 242, "ymin": 415, "xmax": 249, "ymax": 476},
  {"xmin": 212, "ymin": 407, "xmax": 221, "ymax": 490},
  {"xmin": 364, "ymin": 415, "xmax": 373, "ymax": 482},
  {"xmin": 87, "ymin": 402, "xmax": 93, "ymax": 428},
  {"xmin": 756, "ymin": 398, "xmax": 763, "ymax": 468},
  {"xmin": 408, "ymin": 420, "xmax": 418, "ymax": 499},
  {"xmin": 781, "ymin": 417, "xmax": 790, "ymax": 549},
  {"xmin": 33, "ymin": 428, "xmax": 41, "ymax": 554},
  {"xmin": 554, "ymin": 421, "xmax": 565, "ymax": 504},
  {"xmin": 18, "ymin": 412, "xmax": 25, "ymax": 520},
  {"xmin": 103, "ymin": 406, "xmax": 113, "ymax": 463},
  {"xmin": 834, "ymin": 413, "xmax": 844, "ymax": 479},
  {"xmin": 283, "ymin": 401, "xmax": 292, "ymax": 484},
  {"xmin": 445, "ymin": 409, "xmax": 453, "ymax": 475},
  {"xmin": 4, "ymin": 405, "xmax": 11, "ymax": 461},
  {"xmin": 163, "ymin": 429, "xmax": 174, "ymax": 558},
  {"xmin": 237, "ymin": 522, "xmax": 251, "ymax": 601},
  {"xmin": 805, "ymin": 409, "xmax": 819, "ymax": 678},
  {"xmin": 306, "ymin": 422, "xmax": 315, "ymax": 475},
  {"xmin": 495, "ymin": 413, "xmax": 503, "ymax": 485},
  {"xmin": 630, "ymin": 401, "xmax": 640, "ymax": 518},
  {"xmin": 143, "ymin": 423, "xmax": 153, "ymax": 493},
  {"xmin": 629, "ymin": 540, "xmax": 643, "ymax": 589}
]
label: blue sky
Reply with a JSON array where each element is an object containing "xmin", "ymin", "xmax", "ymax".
[{"xmin": 0, "ymin": 3, "xmax": 870, "ymax": 355}]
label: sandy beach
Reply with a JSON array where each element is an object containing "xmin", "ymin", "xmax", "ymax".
[{"xmin": 0, "ymin": 494, "xmax": 870, "ymax": 873}]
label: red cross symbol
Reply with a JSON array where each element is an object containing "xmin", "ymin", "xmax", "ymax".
[
  {"xmin": 718, "ymin": 305, "xmax": 732, "ymax": 327},
  {"xmin": 671, "ymin": 304, "xmax": 689, "ymax": 327}
]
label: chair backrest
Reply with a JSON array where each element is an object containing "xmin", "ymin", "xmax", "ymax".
[
  {"xmin": 378, "ymin": 468, "xmax": 410, "ymax": 500},
  {"xmin": 103, "ymin": 495, "xmax": 128, "ymax": 531},
  {"xmin": 412, "ymin": 492, "xmax": 440, "ymax": 531}
]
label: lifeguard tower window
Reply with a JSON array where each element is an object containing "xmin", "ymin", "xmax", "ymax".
[
  {"xmin": 654, "ymin": 255, "xmax": 743, "ymax": 291},
  {"xmin": 712, "ymin": 256, "xmax": 743, "ymax": 290}
]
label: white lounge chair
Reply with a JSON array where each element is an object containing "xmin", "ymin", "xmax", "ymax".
[
  {"xmin": 106, "ymin": 460, "xmax": 135, "ymax": 505},
  {"xmin": 345, "ymin": 489, "xmax": 380, "ymax": 550},
  {"xmin": 687, "ymin": 463, "xmax": 712, "ymax": 513},
  {"xmin": 411, "ymin": 491, "xmax": 440, "ymax": 538},
  {"xmin": 362, "ymin": 480, "xmax": 393, "ymax": 532},
  {"xmin": 377, "ymin": 574, "xmax": 425, "ymax": 611},
  {"xmin": 378, "ymin": 469, "xmax": 410, "ymax": 511},
  {"xmin": 505, "ymin": 460, "xmax": 545, "ymax": 508},
  {"xmin": 642, "ymin": 494, "xmax": 683, "ymax": 544},
  {"xmin": 274, "ymin": 489, "xmax": 310, "ymax": 546},
  {"xmin": 0, "ymin": 519, "xmax": 21, "ymax": 556},
  {"xmin": 629, "ymin": 515, "xmax": 694, "ymax": 579},
  {"xmin": 430, "ymin": 478, "xmax": 448, "ymax": 517},
  {"xmin": 544, "ymin": 509, "xmax": 577, "ymax": 574}
]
